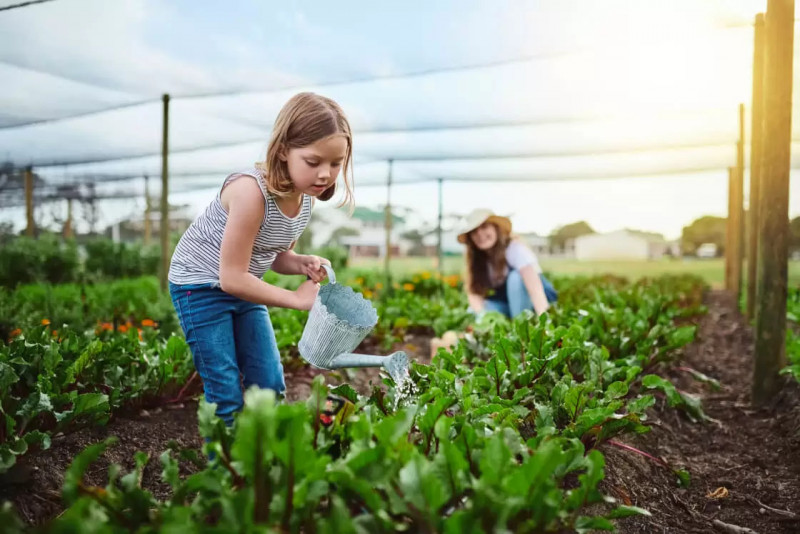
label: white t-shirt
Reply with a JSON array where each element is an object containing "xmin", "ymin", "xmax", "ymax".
[{"xmin": 488, "ymin": 239, "xmax": 542, "ymax": 281}]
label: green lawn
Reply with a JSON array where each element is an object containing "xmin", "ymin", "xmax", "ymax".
[{"xmin": 348, "ymin": 256, "xmax": 800, "ymax": 289}]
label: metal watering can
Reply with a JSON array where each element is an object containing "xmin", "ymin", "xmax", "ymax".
[{"xmin": 298, "ymin": 265, "xmax": 410, "ymax": 383}]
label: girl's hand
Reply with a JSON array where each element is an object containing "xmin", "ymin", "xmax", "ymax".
[
  {"xmin": 298, "ymin": 255, "xmax": 331, "ymax": 283},
  {"xmin": 294, "ymin": 280, "xmax": 320, "ymax": 310}
]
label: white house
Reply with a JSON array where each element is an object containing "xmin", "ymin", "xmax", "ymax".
[
  {"xmin": 574, "ymin": 230, "xmax": 677, "ymax": 261},
  {"xmin": 518, "ymin": 233, "xmax": 551, "ymax": 257},
  {"xmin": 309, "ymin": 206, "xmax": 410, "ymax": 257}
]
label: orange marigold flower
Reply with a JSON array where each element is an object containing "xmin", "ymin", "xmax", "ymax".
[
  {"xmin": 52, "ymin": 330, "xmax": 58, "ymax": 337},
  {"xmin": 403, "ymin": 283, "xmax": 415, "ymax": 292},
  {"xmin": 140, "ymin": 319, "xmax": 156, "ymax": 327},
  {"xmin": 101, "ymin": 322, "xmax": 113, "ymax": 331},
  {"xmin": 9, "ymin": 328, "xmax": 22, "ymax": 338},
  {"xmin": 118, "ymin": 325, "xmax": 129, "ymax": 333},
  {"xmin": 41, "ymin": 319, "xmax": 50, "ymax": 326}
]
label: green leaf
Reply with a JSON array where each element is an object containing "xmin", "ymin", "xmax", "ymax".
[
  {"xmin": 607, "ymin": 505, "xmax": 651, "ymax": 519},
  {"xmin": 160, "ymin": 450, "xmax": 180, "ymax": 490},
  {"xmin": 398, "ymin": 454, "xmax": 450, "ymax": 515},
  {"xmin": 330, "ymin": 384, "xmax": 359, "ymax": 404},
  {"xmin": 197, "ymin": 399, "xmax": 221, "ymax": 439},
  {"xmin": 667, "ymin": 326, "xmax": 696, "ymax": 349},
  {"xmin": 574, "ymin": 516, "xmax": 615, "ymax": 533},
  {"xmin": 675, "ymin": 468, "xmax": 691, "ymax": 488},
  {"xmin": 479, "ymin": 433, "xmax": 511, "ymax": 485},
  {"xmin": 682, "ymin": 368, "xmax": 721, "ymax": 391},
  {"xmin": 626, "ymin": 395, "xmax": 655, "ymax": 415},
  {"xmin": 418, "ymin": 397, "xmax": 456, "ymax": 443},
  {"xmin": 0, "ymin": 447, "xmax": 16, "ymax": 473},
  {"xmin": 534, "ymin": 403, "xmax": 556, "ymax": 436},
  {"xmin": 374, "ymin": 408, "xmax": 415, "ymax": 446},
  {"xmin": 63, "ymin": 393, "xmax": 110, "ymax": 427},
  {"xmin": 0, "ymin": 362, "xmax": 19, "ymax": 392},
  {"xmin": 486, "ymin": 356, "xmax": 507, "ymax": 388},
  {"xmin": 604, "ymin": 381, "xmax": 628, "ymax": 400}
]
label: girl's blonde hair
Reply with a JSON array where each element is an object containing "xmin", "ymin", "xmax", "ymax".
[
  {"xmin": 256, "ymin": 92, "xmax": 354, "ymax": 207},
  {"xmin": 464, "ymin": 223, "xmax": 512, "ymax": 296}
]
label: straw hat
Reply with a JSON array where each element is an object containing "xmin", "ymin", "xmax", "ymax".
[{"xmin": 456, "ymin": 209, "xmax": 512, "ymax": 244}]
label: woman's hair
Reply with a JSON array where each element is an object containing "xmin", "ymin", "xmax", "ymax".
[
  {"xmin": 464, "ymin": 223, "xmax": 511, "ymax": 296},
  {"xmin": 256, "ymin": 92, "xmax": 354, "ymax": 207}
]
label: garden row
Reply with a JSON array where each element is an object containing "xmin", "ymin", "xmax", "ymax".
[{"xmin": 2, "ymin": 272, "xmax": 712, "ymax": 532}]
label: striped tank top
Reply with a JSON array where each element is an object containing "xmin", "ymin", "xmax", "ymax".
[{"xmin": 168, "ymin": 168, "xmax": 312, "ymax": 285}]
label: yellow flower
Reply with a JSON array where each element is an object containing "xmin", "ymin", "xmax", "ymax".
[
  {"xmin": 421, "ymin": 271, "xmax": 431, "ymax": 280},
  {"xmin": 363, "ymin": 289, "xmax": 374, "ymax": 299},
  {"xmin": 41, "ymin": 319, "xmax": 50, "ymax": 326},
  {"xmin": 412, "ymin": 276, "xmax": 420, "ymax": 283},
  {"xmin": 375, "ymin": 282, "xmax": 383, "ymax": 290},
  {"xmin": 403, "ymin": 283, "xmax": 415, "ymax": 292}
]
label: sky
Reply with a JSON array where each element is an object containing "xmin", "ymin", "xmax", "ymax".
[{"xmin": 0, "ymin": 0, "xmax": 798, "ymax": 239}]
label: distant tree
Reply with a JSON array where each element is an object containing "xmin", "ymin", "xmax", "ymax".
[
  {"xmin": 681, "ymin": 216, "xmax": 727, "ymax": 256},
  {"xmin": 401, "ymin": 229, "xmax": 429, "ymax": 256},
  {"xmin": 549, "ymin": 221, "xmax": 595, "ymax": 250}
]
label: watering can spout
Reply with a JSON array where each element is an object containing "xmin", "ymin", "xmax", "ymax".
[{"xmin": 326, "ymin": 351, "xmax": 410, "ymax": 384}]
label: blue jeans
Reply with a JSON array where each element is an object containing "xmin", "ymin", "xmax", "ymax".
[
  {"xmin": 483, "ymin": 270, "xmax": 558, "ymax": 319},
  {"xmin": 169, "ymin": 282, "xmax": 286, "ymax": 426}
]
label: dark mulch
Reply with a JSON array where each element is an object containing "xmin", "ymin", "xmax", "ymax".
[
  {"xmin": 607, "ymin": 290, "xmax": 800, "ymax": 534},
  {"xmin": 0, "ymin": 332, "xmax": 431, "ymax": 527}
]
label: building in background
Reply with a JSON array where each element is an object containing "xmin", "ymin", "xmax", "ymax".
[{"xmin": 573, "ymin": 230, "xmax": 679, "ymax": 260}]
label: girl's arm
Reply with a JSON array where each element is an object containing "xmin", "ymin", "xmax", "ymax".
[
  {"xmin": 518, "ymin": 264, "xmax": 550, "ymax": 315},
  {"xmin": 272, "ymin": 249, "xmax": 331, "ymax": 282},
  {"xmin": 271, "ymin": 249, "xmax": 302, "ymax": 275},
  {"xmin": 467, "ymin": 292, "xmax": 486, "ymax": 313},
  {"xmin": 219, "ymin": 179, "xmax": 318, "ymax": 310}
]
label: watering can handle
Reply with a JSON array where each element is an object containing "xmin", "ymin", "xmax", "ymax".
[{"xmin": 321, "ymin": 264, "xmax": 336, "ymax": 284}]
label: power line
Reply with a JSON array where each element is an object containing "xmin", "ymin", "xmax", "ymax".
[
  {"xmin": 26, "ymin": 114, "xmax": 739, "ymax": 168},
  {"xmin": 0, "ymin": 0, "xmax": 56, "ymax": 12},
  {"xmin": 24, "ymin": 139, "xmax": 735, "ymax": 169}
]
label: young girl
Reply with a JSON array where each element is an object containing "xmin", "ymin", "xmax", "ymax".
[
  {"xmin": 168, "ymin": 92, "xmax": 354, "ymax": 425},
  {"xmin": 458, "ymin": 209, "xmax": 557, "ymax": 319}
]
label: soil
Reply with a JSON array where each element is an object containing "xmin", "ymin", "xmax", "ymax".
[
  {"xmin": 607, "ymin": 291, "xmax": 800, "ymax": 534},
  {"xmin": 3, "ymin": 292, "xmax": 800, "ymax": 534}
]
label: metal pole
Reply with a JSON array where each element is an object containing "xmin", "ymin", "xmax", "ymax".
[
  {"xmin": 437, "ymin": 178, "xmax": 443, "ymax": 275},
  {"xmin": 144, "ymin": 174, "xmax": 152, "ymax": 245},
  {"xmin": 24, "ymin": 166, "xmax": 34, "ymax": 237},
  {"xmin": 725, "ymin": 166, "xmax": 735, "ymax": 290},
  {"xmin": 747, "ymin": 13, "xmax": 766, "ymax": 321},
  {"xmin": 753, "ymin": 0, "xmax": 793, "ymax": 406},
  {"xmin": 384, "ymin": 159, "xmax": 393, "ymax": 282},
  {"xmin": 160, "ymin": 94, "xmax": 170, "ymax": 291},
  {"xmin": 64, "ymin": 197, "xmax": 73, "ymax": 239},
  {"xmin": 731, "ymin": 104, "xmax": 745, "ymax": 300}
]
